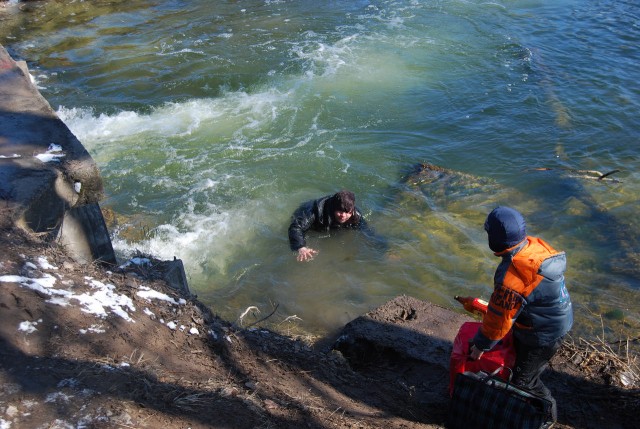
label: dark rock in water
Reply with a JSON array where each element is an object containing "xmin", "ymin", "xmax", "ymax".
[
  {"xmin": 604, "ymin": 308, "xmax": 625, "ymax": 321},
  {"xmin": 404, "ymin": 162, "xmax": 501, "ymax": 202}
]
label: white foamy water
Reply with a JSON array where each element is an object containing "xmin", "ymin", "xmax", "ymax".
[{"xmin": 58, "ymin": 89, "xmax": 294, "ymax": 145}]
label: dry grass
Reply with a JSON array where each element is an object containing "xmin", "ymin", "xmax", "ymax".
[
  {"xmin": 567, "ymin": 338, "xmax": 638, "ymax": 386},
  {"xmin": 561, "ymin": 330, "xmax": 639, "ymax": 390}
]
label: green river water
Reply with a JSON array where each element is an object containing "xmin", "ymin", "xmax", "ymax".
[{"xmin": 1, "ymin": 0, "xmax": 639, "ymax": 338}]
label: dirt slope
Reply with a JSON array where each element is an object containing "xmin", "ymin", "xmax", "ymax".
[{"xmin": 0, "ymin": 227, "xmax": 637, "ymax": 429}]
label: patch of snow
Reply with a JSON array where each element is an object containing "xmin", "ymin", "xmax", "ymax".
[
  {"xmin": 21, "ymin": 399, "xmax": 37, "ymax": 408},
  {"xmin": 45, "ymin": 392, "xmax": 73, "ymax": 403},
  {"xmin": 35, "ymin": 144, "xmax": 65, "ymax": 163},
  {"xmin": 137, "ymin": 286, "xmax": 185, "ymax": 305},
  {"xmin": 0, "ymin": 274, "xmax": 136, "ymax": 322},
  {"xmin": 37, "ymin": 256, "xmax": 58, "ymax": 270},
  {"xmin": 0, "ymin": 274, "xmax": 57, "ymax": 294},
  {"xmin": 18, "ymin": 320, "xmax": 39, "ymax": 334},
  {"xmin": 79, "ymin": 388, "xmax": 97, "ymax": 398},
  {"xmin": 79, "ymin": 324, "xmax": 106, "ymax": 334},
  {"xmin": 74, "ymin": 279, "xmax": 136, "ymax": 322},
  {"xmin": 35, "ymin": 153, "xmax": 63, "ymax": 163}
]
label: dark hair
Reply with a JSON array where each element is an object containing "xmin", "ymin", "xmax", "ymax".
[{"xmin": 332, "ymin": 190, "xmax": 356, "ymax": 213}]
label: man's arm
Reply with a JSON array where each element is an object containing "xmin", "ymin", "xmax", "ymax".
[
  {"xmin": 288, "ymin": 203, "xmax": 319, "ymax": 261},
  {"xmin": 288, "ymin": 207, "xmax": 313, "ymax": 251}
]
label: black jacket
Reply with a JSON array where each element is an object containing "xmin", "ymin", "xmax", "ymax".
[{"xmin": 288, "ymin": 194, "xmax": 366, "ymax": 251}]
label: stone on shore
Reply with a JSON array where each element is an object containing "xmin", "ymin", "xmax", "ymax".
[
  {"xmin": 334, "ymin": 295, "xmax": 474, "ymax": 369},
  {"xmin": 0, "ymin": 44, "xmax": 115, "ymax": 265}
]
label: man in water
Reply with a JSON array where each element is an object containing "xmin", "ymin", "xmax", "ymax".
[
  {"xmin": 288, "ymin": 190, "xmax": 368, "ymax": 262},
  {"xmin": 469, "ymin": 206, "xmax": 573, "ymax": 425}
]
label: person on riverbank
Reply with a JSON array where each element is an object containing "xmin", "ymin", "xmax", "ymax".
[
  {"xmin": 288, "ymin": 190, "xmax": 368, "ymax": 262},
  {"xmin": 469, "ymin": 206, "xmax": 573, "ymax": 424}
]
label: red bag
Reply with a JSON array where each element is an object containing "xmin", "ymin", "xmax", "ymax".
[{"xmin": 449, "ymin": 321, "xmax": 515, "ymax": 396}]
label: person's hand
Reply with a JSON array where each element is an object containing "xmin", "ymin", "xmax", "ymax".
[
  {"xmin": 296, "ymin": 247, "xmax": 318, "ymax": 262},
  {"xmin": 469, "ymin": 344, "xmax": 484, "ymax": 360}
]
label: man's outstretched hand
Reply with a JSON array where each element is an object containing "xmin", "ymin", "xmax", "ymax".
[{"xmin": 297, "ymin": 247, "xmax": 318, "ymax": 262}]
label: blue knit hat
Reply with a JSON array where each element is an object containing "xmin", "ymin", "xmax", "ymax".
[{"xmin": 484, "ymin": 207, "xmax": 527, "ymax": 252}]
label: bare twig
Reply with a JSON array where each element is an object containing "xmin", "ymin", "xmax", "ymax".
[
  {"xmin": 525, "ymin": 167, "xmax": 623, "ymax": 182},
  {"xmin": 236, "ymin": 306, "xmax": 260, "ymax": 327},
  {"xmin": 240, "ymin": 303, "xmax": 280, "ymax": 330}
]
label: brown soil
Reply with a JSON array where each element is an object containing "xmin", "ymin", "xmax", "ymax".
[{"xmin": 0, "ymin": 227, "xmax": 637, "ymax": 429}]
